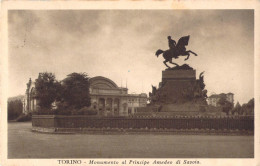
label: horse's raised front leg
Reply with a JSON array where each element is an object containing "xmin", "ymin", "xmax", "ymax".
[
  {"xmin": 184, "ymin": 52, "xmax": 190, "ymax": 61},
  {"xmin": 169, "ymin": 59, "xmax": 179, "ymax": 66},
  {"xmin": 187, "ymin": 50, "xmax": 198, "ymax": 56},
  {"xmin": 163, "ymin": 60, "xmax": 171, "ymax": 68}
]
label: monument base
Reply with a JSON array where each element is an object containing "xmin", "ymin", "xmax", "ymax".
[{"xmin": 148, "ymin": 64, "xmax": 210, "ymax": 116}]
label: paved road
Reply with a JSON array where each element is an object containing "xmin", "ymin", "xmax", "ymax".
[{"xmin": 8, "ymin": 122, "xmax": 254, "ymax": 158}]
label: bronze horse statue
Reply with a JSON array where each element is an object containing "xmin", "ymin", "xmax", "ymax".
[{"xmin": 155, "ymin": 35, "xmax": 197, "ymax": 68}]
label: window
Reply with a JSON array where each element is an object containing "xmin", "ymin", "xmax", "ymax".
[
  {"xmin": 134, "ymin": 108, "xmax": 138, "ymax": 113},
  {"xmin": 128, "ymin": 108, "xmax": 132, "ymax": 114}
]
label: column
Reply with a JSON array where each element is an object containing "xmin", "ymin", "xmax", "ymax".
[
  {"xmin": 35, "ymin": 99, "xmax": 37, "ymax": 111},
  {"xmin": 104, "ymin": 98, "xmax": 107, "ymax": 116},
  {"xmin": 111, "ymin": 98, "xmax": 114, "ymax": 116},
  {"xmin": 30, "ymin": 96, "xmax": 33, "ymax": 112},
  {"xmin": 97, "ymin": 97, "xmax": 99, "ymax": 115},
  {"xmin": 27, "ymin": 94, "xmax": 30, "ymax": 113},
  {"xmin": 23, "ymin": 99, "xmax": 25, "ymax": 114},
  {"xmin": 32, "ymin": 98, "xmax": 34, "ymax": 111},
  {"xmin": 118, "ymin": 98, "xmax": 121, "ymax": 116}
]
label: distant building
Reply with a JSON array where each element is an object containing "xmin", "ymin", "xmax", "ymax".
[
  {"xmin": 89, "ymin": 76, "xmax": 147, "ymax": 116},
  {"xmin": 24, "ymin": 76, "xmax": 147, "ymax": 116},
  {"xmin": 207, "ymin": 93, "xmax": 234, "ymax": 107},
  {"xmin": 24, "ymin": 78, "xmax": 37, "ymax": 114},
  {"xmin": 127, "ymin": 93, "xmax": 147, "ymax": 115}
]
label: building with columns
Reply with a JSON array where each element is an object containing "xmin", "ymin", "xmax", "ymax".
[
  {"xmin": 23, "ymin": 76, "xmax": 147, "ymax": 116},
  {"xmin": 23, "ymin": 78, "xmax": 37, "ymax": 114},
  {"xmin": 89, "ymin": 76, "xmax": 147, "ymax": 116}
]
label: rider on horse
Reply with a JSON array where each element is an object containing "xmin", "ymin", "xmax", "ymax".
[
  {"xmin": 168, "ymin": 36, "xmax": 178, "ymax": 58},
  {"xmin": 155, "ymin": 35, "xmax": 198, "ymax": 68},
  {"xmin": 168, "ymin": 36, "xmax": 176, "ymax": 50}
]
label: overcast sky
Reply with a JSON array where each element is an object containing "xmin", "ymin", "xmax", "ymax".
[{"xmin": 8, "ymin": 10, "xmax": 254, "ymax": 104}]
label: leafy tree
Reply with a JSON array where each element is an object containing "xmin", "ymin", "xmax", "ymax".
[
  {"xmin": 217, "ymin": 96, "xmax": 233, "ymax": 115},
  {"xmin": 247, "ymin": 98, "xmax": 254, "ymax": 107},
  {"xmin": 35, "ymin": 72, "xmax": 61, "ymax": 109},
  {"xmin": 240, "ymin": 98, "xmax": 254, "ymax": 115},
  {"xmin": 61, "ymin": 73, "xmax": 91, "ymax": 110},
  {"xmin": 233, "ymin": 98, "xmax": 254, "ymax": 116},
  {"xmin": 8, "ymin": 100, "xmax": 23, "ymax": 120},
  {"xmin": 240, "ymin": 104, "xmax": 247, "ymax": 115},
  {"xmin": 232, "ymin": 102, "xmax": 241, "ymax": 115},
  {"xmin": 246, "ymin": 98, "xmax": 254, "ymax": 115}
]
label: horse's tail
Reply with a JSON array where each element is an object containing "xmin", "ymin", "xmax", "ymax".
[{"xmin": 155, "ymin": 49, "xmax": 164, "ymax": 57}]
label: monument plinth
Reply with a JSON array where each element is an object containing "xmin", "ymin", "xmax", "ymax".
[
  {"xmin": 160, "ymin": 68, "xmax": 197, "ymax": 103},
  {"xmin": 162, "ymin": 69, "xmax": 196, "ymax": 82},
  {"xmin": 148, "ymin": 64, "xmax": 208, "ymax": 115}
]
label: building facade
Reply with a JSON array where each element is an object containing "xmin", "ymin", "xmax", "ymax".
[
  {"xmin": 23, "ymin": 76, "xmax": 147, "ymax": 116},
  {"xmin": 23, "ymin": 78, "xmax": 37, "ymax": 114},
  {"xmin": 127, "ymin": 94, "xmax": 147, "ymax": 115},
  {"xmin": 89, "ymin": 76, "xmax": 147, "ymax": 116},
  {"xmin": 207, "ymin": 93, "xmax": 234, "ymax": 107}
]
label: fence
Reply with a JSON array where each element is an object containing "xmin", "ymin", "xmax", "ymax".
[{"xmin": 32, "ymin": 115, "xmax": 254, "ymax": 131}]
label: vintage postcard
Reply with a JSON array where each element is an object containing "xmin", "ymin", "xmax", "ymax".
[{"xmin": 0, "ymin": 1, "xmax": 259, "ymax": 166}]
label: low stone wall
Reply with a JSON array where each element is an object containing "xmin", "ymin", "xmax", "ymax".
[
  {"xmin": 32, "ymin": 115, "xmax": 254, "ymax": 134},
  {"xmin": 32, "ymin": 115, "xmax": 56, "ymax": 128}
]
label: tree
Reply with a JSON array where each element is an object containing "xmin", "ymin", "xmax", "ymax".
[
  {"xmin": 246, "ymin": 98, "xmax": 254, "ymax": 115},
  {"xmin": 232, "ymin": 102, "xmax": 241, "ymax": 115},
  {"xmin": 235, "ymin": 98, "xmax": 254, "ymax": 116},
  {"xmin": 240, "ymin": 98, "xmax": 254, "ymax": 115},
  {"xmin": 8, "ymin": 100, "xmax": 23, "ymax": 120},
  {"xmin": 61, "ymin": 72, "xmax": 91, "ymax": 109},
  {"xmin": 35, "ymin": 72, "xmax": 61, "ymax": 109},
  {"xmin": 217, "ymin": 96, "xmax": 233, "ymax": 115},
  {"xmin": 240, "ymin": 104, "xmax": 247, "ymax": 115}
]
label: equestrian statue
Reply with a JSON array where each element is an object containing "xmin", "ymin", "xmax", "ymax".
[{"xmin": 155, "ymin": 35, "xmax": 197, "ymax": 68}]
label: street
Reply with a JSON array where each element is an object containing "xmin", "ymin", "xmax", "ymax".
[{"xmin": 8, "ymin": 122, "xmax": 254, "ymax": 158}]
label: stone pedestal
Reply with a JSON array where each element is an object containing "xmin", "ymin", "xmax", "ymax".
[
  {"xmin": 147, "ymin": 64, "xmax": 208, "ymax": 115},
  {"xmin": 158, "ymin": 69, "xmax": 198, "ymax": 103},
  {"xmin": 162, "ymin": 69, "xmax": 196, "ymax": 83}
]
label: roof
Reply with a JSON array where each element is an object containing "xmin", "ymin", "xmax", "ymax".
[
  {"xmin": 208, "ymin": 93, "xmax": 233, "ymax": 98},
  {"xmin": 89, "ymin": 76, "xmax": 119, "ymax": 89},
  {"xmin": 208, "ymin": 94, "xmax": 221, "ymax": 98},
  {"xmin": 128, "ymin": 93, "xmax": 147, "ymax": 97}
]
